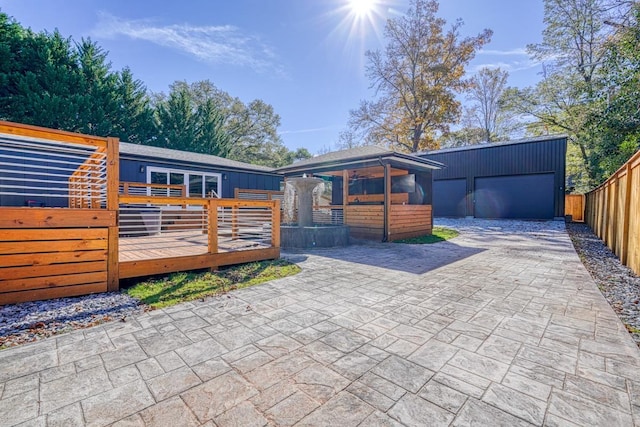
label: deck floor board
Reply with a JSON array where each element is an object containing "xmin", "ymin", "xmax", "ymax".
[{"xmin": 119, "ymin": 230, "xmax": 269, "ymax": 262}]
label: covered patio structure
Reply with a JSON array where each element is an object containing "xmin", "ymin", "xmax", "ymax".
[{"xmin": 275, "ymin": 146, "xmax": 443, "ymax": 241}]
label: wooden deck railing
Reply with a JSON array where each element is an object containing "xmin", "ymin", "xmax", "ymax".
[
  {"xmin": 585, "ymin": 149, "xmax": 640, "ymax": 275},
  {"xmin": 0, "ymin": 121, "xmax": 281, "ymax": 304},
  {"xmin": 235, "ymin": 188, "xmax": 284, "ymax": 201},
  {"xmin": 120, "ymin": 182, "xmax": 186, "ymax": 197},
  {"xmin": 118, "ymin": 195, "xmax": 280, "ymax": 279}
]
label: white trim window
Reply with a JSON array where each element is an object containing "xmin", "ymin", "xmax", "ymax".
[{"xmin": 147, "ymin": 167, "xmax": 221, "ymax": 198}]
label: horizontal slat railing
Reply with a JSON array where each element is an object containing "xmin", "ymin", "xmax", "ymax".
[
  {"xmin": 216, "ymin": 199, "xmax": 280, "ymax": 250},
  {"xmin": 120, "ymin": 182, "xmax": 186, "ymax": 197},
  {"xmin": 0, "ymin": 120, "xmax": 119, "ymax": 303},
  {"xmin": 0, "ymin": 132, "xmax": 108, "ymax": 208},
  {"xmin": 312, "ymin": 205, "xmax": 344, "ymax": 225},
  {"xmin": 118, "ymin": 195, "xmax": 280, "ymax": 270},
  {"xmin": 118, "ymin": 195, "xmax": 209, "ymax": 263},
  {"xmin": 234, "ymin": 188, "xmax": 284, "ymax": 201}
]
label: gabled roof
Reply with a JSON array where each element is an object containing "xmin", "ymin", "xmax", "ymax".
[
  {"xmin": 418, "ymin": 134, "xmax": 568, "ymax": 156},
  {"xmin": 119, "ymin": 142, "xmax": 275, "ymax": 174},
  {"xmin": 275, "ymin": 145, "xmax": 443, "ymax": 175}
]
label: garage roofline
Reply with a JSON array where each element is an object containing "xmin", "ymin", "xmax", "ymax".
[{"xmin": 418, "ymin": 134, "xmax": 568, "ymax": 156}]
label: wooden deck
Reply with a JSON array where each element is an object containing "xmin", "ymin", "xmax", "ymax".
[
  {"xmin": 119, "ymin": 231, "xmax": 271, "ymax": 262},
  {"xmin": 0, "ymin": 121, "xmax": 281, "ymax": 305}
]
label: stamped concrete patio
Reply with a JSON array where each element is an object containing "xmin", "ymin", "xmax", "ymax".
[{"xmin": 2, "ymin": 220, "xmax": 640, "ymax": 426}]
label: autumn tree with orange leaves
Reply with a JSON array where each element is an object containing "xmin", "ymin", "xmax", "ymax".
[{"xmin": 343, "ymin": 0, "xmax": 492, "ymax": 152}]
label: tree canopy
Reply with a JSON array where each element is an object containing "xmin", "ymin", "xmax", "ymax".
[
  {"xmin": 0, "ymin": 11, "xmax": 305, "ymax": 168},
  {"xmin": 500, "ymin": 0, "xmax": 638, "ymax": 191},
  {"xmin": 0, "ymin": 13, "xmax": 155, "ymax": 143},
  {"xmin": 344, "ymin": 0, "xmax": 491, "ymax": 153}
]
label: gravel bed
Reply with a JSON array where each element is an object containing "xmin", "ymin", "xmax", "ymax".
[
  {"xmin": 435, "ymin": 217, "xmax": 567, "ymax": 235},
  {"xmin": 566, "ymin": 222, "xmax": 640, "ymax": 345},
  {"xmin": 0, "ymin": 293, "xmax": 145, "ymax": 349}
]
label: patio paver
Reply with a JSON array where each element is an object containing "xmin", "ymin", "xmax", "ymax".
[{"xmin": 1, "ymin": 220, "xmax": 640, "ymax": 426}]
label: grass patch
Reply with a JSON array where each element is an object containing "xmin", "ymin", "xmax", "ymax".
[
  {"xmin": 394, "ymin": 226, "xmax": 459, "ymax": 244},
  {"xmin": 124, "ymin": 259, "xmax": 301, "ymax": 309}
]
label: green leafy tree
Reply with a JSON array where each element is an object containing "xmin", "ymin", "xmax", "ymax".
[
  {"xmin": 154, "ymin": 81, "xmax": 231, "ymax": 156},
  {"xmin": 501, "ymin": 0, "xmax": 634, "ymax": 190},
  {"xmin": 345, "ymin": 0, "xmax": 491, "ymax": 152},
  {"xmin": 585, "ymin": 3, "xmax": 640, "ymax": 178},
  {"xmin": 155, "ymin": 80, "xmax": 301, "ymax": 167},
  {"xmin": 0, "ymin": 11, "xmax": 154, "ymax": 143}
]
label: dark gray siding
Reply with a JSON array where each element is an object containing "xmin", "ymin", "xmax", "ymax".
[
  {"xmin": 420, "ymin": 136, "xmax": 567, "ymax": 218},
  {"xmin": 120, "ymin": 157, "xmax": 283, "ymax": 198},
  {"xmin": 433, "ymin": 179, "xmax": 466, "ymax": 217}
]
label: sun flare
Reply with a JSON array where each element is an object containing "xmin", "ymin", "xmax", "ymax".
[{"xmin": 349, "ymin": 0, "xmax": 375, "ymax": 17}]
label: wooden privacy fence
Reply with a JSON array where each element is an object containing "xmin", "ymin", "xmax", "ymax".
[
  {"xmin": 0, "ymin": 120, "xmax": 281, "ymax": 305},
  {"xmin": 585, "ymin": 149, "xmax": 640, "ymax": 275},
  {"xmin": 565, "ymin": 194, "xmax": 585, "ymax": 222}
]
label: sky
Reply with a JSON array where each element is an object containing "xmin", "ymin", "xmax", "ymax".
[{"xmin": 0, "ymin": 0, "xmax": 545, "ymax": 154}]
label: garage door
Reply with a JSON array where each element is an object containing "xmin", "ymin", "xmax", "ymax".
[
  {"xmin": 475, "ymin": 174, "xmax": 555, "ymax": 219},
  {"xmin": 433, "ymin": 179, "xmax": 467, "ymax": 217}
]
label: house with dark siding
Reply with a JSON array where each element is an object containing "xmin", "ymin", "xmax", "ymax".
[
  {"xmin": 0, "ymin": 138, "xmax": 283, "ymax": 208},
  {"xmin": 119, "ymin": 142, "xmax": 283, "ymax": 199}
]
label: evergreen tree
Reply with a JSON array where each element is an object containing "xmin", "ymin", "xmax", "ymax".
[{"xmin": 0, "ymin": 11, "xmax": 154, "ymax": 144}]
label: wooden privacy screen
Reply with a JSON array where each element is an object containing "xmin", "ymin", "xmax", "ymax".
[
  {"xmin": 0, "ymin": 121, "xmax": 119, "ymax": 305},
  {"xmin": 0, "ymin": 209, "xmax": 116, "ymax": 304},
  {"xmin": 565, "ymin": 194, "xmax": 585, "ymax": 222},
  {"xmin": 585, "ymin": 149, "xmax": 640, "ymax": 275},
  {"xmin": 344, "ymin": 204, "xmax": 432, "ymax": 241},
  {"xmin": 389, "ymin": 205, "xmax": 432, "ymax": 240}
]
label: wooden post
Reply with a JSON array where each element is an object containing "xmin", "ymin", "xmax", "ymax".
[
  {"xmin": 106, "ymin": 137, "xmax": 120, "ymax": 292},
  {"xmin": 599, "ymin": 188, "xmax": 606, "ymax": 239},
  {"xmin": 610, "ymin": 178, "xmax": 619, "ymax": 252},
  {"xmin": 384, "ymin": 163, "xmax": 391, "ymax": 241},
  {"xmin": 604, "ymin": 182, "xmax": 612, "ymax": 247},
  {"xmin": 208, "ymin": 199, "xmax": 218, "ymax": 255},
  {"xmin": 231, "ymin": 204, "xmax": 239, "ymax": 240},
  {"xmin": 271, "ymin": 200, "xmax": 281, "ymax": 248},
  {"xmin": 342, "ymin": 169, "xmax": 349, "ymax": 224},
  {"xmin": 621, "ymin": 163, "xmax": 633, "ymax": 265}
]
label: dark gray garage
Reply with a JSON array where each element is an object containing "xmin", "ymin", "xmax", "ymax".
[
  {"xmin": 475, "ymin": 173, "xmax": 555, "ymax": 219},
  {"xmin": 419, "ymin": 135, "xmax": 567, "ymax": 220},
  {"xmin": 433, "ymin": 179, "xmax": 466, "ymax": 217}
]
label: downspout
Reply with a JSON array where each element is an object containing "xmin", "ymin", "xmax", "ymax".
[{"xmin": 379, "ymin": 157, "xmax": 388, "ymax": 242}]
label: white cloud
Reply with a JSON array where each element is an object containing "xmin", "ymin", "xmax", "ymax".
[
  {"xmin": 473, "ymin": 58, "xmax": 541, "ymax": 73},
  {"xmin": 92, "ymin": 12, "xmax": 282, "ymax": 74},
  {"xmin": 478, "ymin": 47, "xmax": 528, "ymax": 56}
]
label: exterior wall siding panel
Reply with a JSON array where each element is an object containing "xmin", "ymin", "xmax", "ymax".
[
  {"xmin": 120, "ymin": 158, "xmax": 282, "ymax": 199},
  {"xmin": 420, "ymin": 136, "xmax": 567, "ymax": 219}
]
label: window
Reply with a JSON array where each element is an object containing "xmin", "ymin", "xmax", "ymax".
[{"xmin": 147, "ymin": 167, "xmax": 221, "ymax": 198}]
